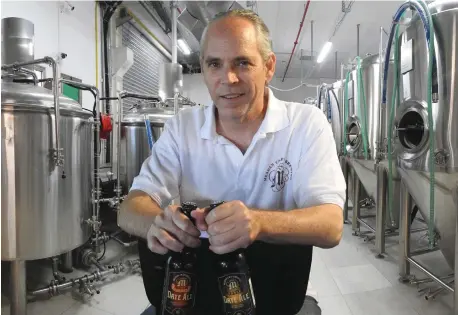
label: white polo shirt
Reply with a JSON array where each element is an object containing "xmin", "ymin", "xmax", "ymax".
[{"xmin": 130, "ymin": 89, "xmax": 346, "ymax": 211}]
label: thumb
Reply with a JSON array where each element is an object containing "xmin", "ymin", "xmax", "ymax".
[{"xmin": 191, "ymin": 208, "xmax": 209, "ymax": 231}]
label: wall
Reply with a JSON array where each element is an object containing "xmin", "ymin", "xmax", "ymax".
[
  {"xmin": 182, "ymin": 73, "xmax": 335, "ymax": 105},
  {"xmin": 1, "ymin": 1, "xmax": 100, "ymax": 110}
]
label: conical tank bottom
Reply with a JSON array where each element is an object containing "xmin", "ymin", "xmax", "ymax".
[
  {"xmin": 351, "ymin": 159, "xmax": 377, "ymax": 199},
  {"xmin": 398, "ymin": 168, "xmax": 458, "ymax": 268}
]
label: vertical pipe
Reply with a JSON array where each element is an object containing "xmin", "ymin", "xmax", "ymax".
[
  {"xmin": 335, "ymin": 51, "xmax": 338, "ymax": 80},
  {"xmin": 378, "ymin": 26, "xmax": 385, "ymax": 160},
  {"xmin": 60, "ymin": 252, "xmax": 73, "ymax": 273},
  {"xmin": 311, "ymin": 20, "xmax": 314, "ymax": 60},
  {"xmin": 352, "ymin": 168, "xmax": 361, "ymax": 233},
  {"xmin": 300, "ymin": 49, "xmax": 303, "ymax": 83},
  {"xmin": 171, "ymin": 1, "xmax": 178, "ymax": 64},
  {"xmin": 375, "ymin": 163, "xmax": 386, "ymax": 257},
  {"xmin": 399, "ymin": 179, "xmax": 412, "ymax": 278},
  {"xmin": 357, "ymin": 24, "xmax": 360, "ymax": 56},
  {"xmin": 50, "ymin": 58, "xmax": 62, "ymax": 168},
  {"xmin": 341, "ymin": 63, "xmax": 345, "ymax": 154},
  {"xmin": 10, "ymin": 261, "xmax": 26, "ymax": 315},
  {"xmin": 117, "ymin": 93, "xmax": 123, "ymax": 206}
]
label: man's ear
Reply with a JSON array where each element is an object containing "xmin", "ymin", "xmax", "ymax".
[{"xmin": 265, "ymin": 52, "xmax": 276, "ymax": 84}]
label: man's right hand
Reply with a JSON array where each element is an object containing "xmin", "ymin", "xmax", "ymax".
[{"xmin": 146, "ymin": 205, "xmax": 201, "ymax": 254}]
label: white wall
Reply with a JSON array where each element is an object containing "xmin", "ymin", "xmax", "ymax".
[
  {"xmin": 182, "ymin": 73, "xmax": 336, "ymax": 105},
  {"xmin": 1, "ymin": 1, "xmax": 100, "ymax": 110}
]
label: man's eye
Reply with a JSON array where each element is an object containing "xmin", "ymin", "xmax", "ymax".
[
  {"xmin": 238, "ymin": 60, "xmax": 249, "ymax": 67},
  {"xmin": 208, "ymin": 62, "xmax": 220, "ymax": 68}
]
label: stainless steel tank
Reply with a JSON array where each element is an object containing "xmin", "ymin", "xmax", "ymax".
[
  {"xmin": 394, "ymin": 0, "xmax": 458, "ymax": 268},
  {"xmin": 1, "ymin": 82, "xmax": 93, "ymax": 261},
  {"xmin": 120, "ymin": 106, "xmax": 175, "ymax": 194},
  {"xmin": 1, "ymin": 17, "xmax": 34, "ymax": 69},
  {"xmin": 395, "ymin": 0, "xmax": 458, "ymax": 173}
]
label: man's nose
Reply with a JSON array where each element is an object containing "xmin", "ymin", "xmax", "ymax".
[{"xmin": 221, "ymin": 68, "xmax": 239, "ymax": 85}]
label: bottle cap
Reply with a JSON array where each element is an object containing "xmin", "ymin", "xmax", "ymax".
[{"xmin": 180, "ymin": 202, "xmax": 197, "ymax": 222}]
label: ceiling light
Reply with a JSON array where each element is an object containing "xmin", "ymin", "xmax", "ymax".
[
  {"xmin": 178, "ymin": 39, "xmax": 191, "ymax": 55},
  {"xmin": 316, "ymin": 42, "xmax": 333, "ymax": 64}
]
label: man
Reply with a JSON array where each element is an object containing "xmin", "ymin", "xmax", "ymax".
[{"xmin": 119, "ymin": 9, "xmax": 346, "ymax": 315}]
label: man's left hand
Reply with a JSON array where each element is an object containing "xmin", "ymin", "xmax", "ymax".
[{"xmin": 194, "ymin": 200, "xmax": 261, "ymax": 254}]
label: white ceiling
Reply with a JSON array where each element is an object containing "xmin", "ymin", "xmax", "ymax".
[{"xmin": 251, "ymin": 0, "xmax": 403, "ymax": 81}]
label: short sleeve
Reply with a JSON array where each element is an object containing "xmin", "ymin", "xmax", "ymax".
[
  {"xmin": 293, "ymin": 111, "xmax": 346, "ymax": 209},
  {"xmin": 129, "ymin": 117, "xmax": 181, "ymax": 208}
]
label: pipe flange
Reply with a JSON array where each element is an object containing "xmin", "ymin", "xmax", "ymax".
[{"xmin": 81, "ymin": 249, "xmax": 98, "ymax": 268}]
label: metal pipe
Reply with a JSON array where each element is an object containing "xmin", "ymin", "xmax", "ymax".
[
  {"xmin": 15, "ymin": 67, "xmax": 38, "ymax": 83},
  {"xmin": 377, "ymin": 26, "xmax": 385, "ymax": 160},
  {"xmin": 410, "ymin": 274, "xmax": 454, "ymax": 285},
  {"xmin": 120, "ymin": 92, "xmax": 161, "ymax": 101},
  {"xmin": 30, "ymin": 260, "xmax": 139, "ymax": 298},
  {"xmin": 171, "ymin": 1, "xmax": 178, "ymax": 64},
  {"xmin": 335, "ymin": 51, "xmax": 338, "ymax": 80},
  {"xmin": 90, "ymin": 257, "xmax": 107, "ymax": 271},
  {"xmin": 357, "ymin": 24, "xmax": 360, "ymax": 56},
  {"xmin": 425, "ymin": 280, "xmax": 455, "ymax": 300},
  {"xmin": 454, "ymin": 184, "xmax": 458, "ymax": 315},
  {"xmin": 117, "ymin": 93, "xmax": 123, "ymax": 207},
  {"xmin": 11, "ymin": 261, "xmax": 26, "ymax": 315},
  {"xmin": 375, "ymin": 163, "xmax": 386, "ymax": 256},
  {"xmin": 281, "ymin": 0, "xmax": 311, "ymax": 82},
  {"xmin": 357, "ymin": 218, "xmax": 376, "ymax": 233},
  {"xmin": 112, "ymin": 235, "xmax": 138, "ymax": 247},
  {"xmin": 399, "ymin": 180, "xmax": 412, "ymax": 278},
  {"xmin": 311, "ymin": 20, "xmax": 314, "ymax": 60},
  {"xmin": 410, "ymin": 247, "xmax": 440, "ymax": 257},
  {"xmin": 406, "ymin": 257, "xmax": 454, "ymax": 293},
  {"xmin": 60, "ymin": 251, "xmax": 73, "ymax": 273},
  {"xmin": 340, "ymin": 156, "xmax": 349, "ymax": 223},
  {"xmin": 60, "ymin": 79, "xmax": 101, "ymax": 250}
]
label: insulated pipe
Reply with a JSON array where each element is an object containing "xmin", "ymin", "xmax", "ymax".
[{"xmin": 281, "ymin": 0, "xmax": 311, "ymax": 82}]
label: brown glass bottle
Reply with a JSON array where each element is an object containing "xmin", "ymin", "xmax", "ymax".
[
  {"xmin": 209, "ymin": 201, "xmax": 256, "ymax": 315},
  {"xmin": 161, "ymin": 202, "xmax": 198, "ymax": 315}
]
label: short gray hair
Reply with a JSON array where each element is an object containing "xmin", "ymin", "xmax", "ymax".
[{"xmin": 200, "ymin": 9, "xmax": 273, "ymax": 62}]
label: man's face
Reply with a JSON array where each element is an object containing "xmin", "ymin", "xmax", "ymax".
[{"xmin": 201, "ymin": 17, "xmax": 276, "ymax": 120}]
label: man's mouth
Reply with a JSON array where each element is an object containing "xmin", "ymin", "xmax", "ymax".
[{"xmin": 220, "ymin": 93, "xmax": 244, "ymax": 100}]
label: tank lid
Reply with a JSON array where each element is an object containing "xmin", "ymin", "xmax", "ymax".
[{"xmin": 1, "ymin": 81, "xmax": 90, "ymax": 114}]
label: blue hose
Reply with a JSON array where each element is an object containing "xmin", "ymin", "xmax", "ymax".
[
  {"xmin": 382, "ymin": 0, "xmax": 431, "ymax": 104},
  {"xmin": 144, "ymin": 115, "xmax": 154, "ymax": 151},
  {"xmin": 327, "ymin": 89, "xmax": 332, "ymax": 121}
]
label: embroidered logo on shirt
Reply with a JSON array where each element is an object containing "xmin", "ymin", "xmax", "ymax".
[{"xmin": 263, "ymin": 158, "xmax": 293, "ymax": 192}]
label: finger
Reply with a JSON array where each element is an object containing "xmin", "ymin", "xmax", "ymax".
[
  {"xmin": 207, "ymin": 219, "xmax": 236, "ymax": 236},
  {"xmin": 191, "ymin": 208, "xmax": 209, "ymax": 231},
  {"xmin": 171, "ymin": 208, "xmax": 201, "ymax": 237},
  {"xmin": 156, "ymin": 216, "xmax": 200, "ymax": 248},
  {"xmin": 147, "ymin": 236, "xmax": 168, "ymax": 255},
  {"xmin": 155, "ymin": 229, "xmax": 184, "ymax": 252},
  {"xmin": 210, "ymin": 236, "xmax": 246, "ymax": 255},
  {"xmin": 205, "ymin": 204, "xmax": 234, "ymax": 225},
  {"xmin": 208, "ymin": 227, "xmax": 240, "ymax": 247}
]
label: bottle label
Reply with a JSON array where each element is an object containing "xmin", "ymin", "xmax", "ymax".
[
  {"xmin": 218, "ymin": 273, "xmax": 255, "ymax": 315},
  {"xmin": 162, "ymin": 271, "xmax": 196, "ymax": 315}
]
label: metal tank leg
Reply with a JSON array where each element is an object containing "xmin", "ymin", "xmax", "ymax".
[
  {"xmin": 10, "ymin": 260, "xmax": 27, "ymax": 315},
  {"xmin": 399, "ymin": 180, "xmax": 412, "ymax": 281},
  {"xmin": 352, "ymin": 168, "xmax": 361, "ymax": 235},
  {"xmin": 454, "ymin": 185, "xmax": 458, "ymax": 315},
  {"xmin": 59, "ymin": 251, "xmax": 73, "ymax": 273},
  {"xmin": 375, "ymin": 163, "xmax": 386, "ymax": 258},
  {"xmin": 340, "ymin": 156, "xmax": 350, "ymax": 224}
]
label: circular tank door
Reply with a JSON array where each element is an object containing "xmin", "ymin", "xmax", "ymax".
[{"xmin": 345, "ymin": 118, "xmax": 361, "ymax": 153}]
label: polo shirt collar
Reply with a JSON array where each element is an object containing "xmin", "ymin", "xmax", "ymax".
[{"xmin": 200, "ymin": 88, "xmax": 290, "ymax": 140}]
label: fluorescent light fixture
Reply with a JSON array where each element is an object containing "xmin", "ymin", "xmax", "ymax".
[
  {"xmin": 316, "ymin": 42, "xmax": 333, "ymax": 63},
  {"xmin": 178, "ymin": 39, "xmax": 191, "ymax": 55}
]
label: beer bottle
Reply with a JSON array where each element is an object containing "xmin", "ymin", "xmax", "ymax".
[
  {"xmin": 161, "ymin": 202, "xmax": 198, "ymax": 315},
  {"xmin": 209, "ymin": 201, "xmax": 256, "ymax": 315}
]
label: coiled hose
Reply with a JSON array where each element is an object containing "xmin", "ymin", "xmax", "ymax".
[{"xmin": 384, "ymin": 0, "xmax": 436, "ymax": 247}]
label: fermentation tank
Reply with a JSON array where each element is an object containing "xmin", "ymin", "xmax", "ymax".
[
  {"xmin": 1, "ymin": 82, "xmax": 93, "ymax": 261},
  {"xmin": 120, "ymin": 106, "xmax": 175, "ymax": 193},
  {"xmin": 394, "ymin": 0, "xmax": 458, "ymax": 268}
]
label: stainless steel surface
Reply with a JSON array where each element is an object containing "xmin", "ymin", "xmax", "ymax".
[
  {"xmin": 1, "ymin": 18, "xmax": 34, "ymax": 69},
  {"xmin": 60, "ymin": 79, "xmax": 102, "ymax": 252},
  {"xmin": 376, "ymin": 162, "xmax": 386, "ymax": 255},
  {"xmin": 406, "ymin": 257, "xmax": 454, "ymax": 293},
  {"xmin": 1, "ymin": 82, "xmax": 92, "ymax": 260},
  {"xmin": 396, "ymin": 1, "xmax": 458, "ymax": 172},
  {"xmin": 399, "ymin": 180, "xmax": 412, "ymax": 277},
  {"xmin": 171, "ymin": 1, "xmax": 177, "ymax": 64},
  {"xmin": 158, "ymin": 63, "xmax": 183, "ymax": 103},
  {"xmin": 345, "ymin": 54, "xmax": 394, "ymax": 161},
  {"xmin": 60, "ymin": 251, "xmax": 73, "ymax": 273},
  {"xmin": 398, "ymin": 168, "xmax": 458, "ymax": 268},
  {"xmin": 10, "ymin": 260, "xmax": 26, "ymax": 315},
  {"xmin": 340, "ymin": 156, "xmax": 350, "ymax": 223},
  {"xmin": 120, "ymin": 106, "xmax": 175, "ymax": 193}
]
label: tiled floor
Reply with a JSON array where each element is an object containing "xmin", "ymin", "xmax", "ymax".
[{"xmin": 2, "ymin": 220, "xmax": 455, "ymax": 315}]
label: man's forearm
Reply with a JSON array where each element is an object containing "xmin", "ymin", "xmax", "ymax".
[
  {"xmin": 118, "ymin": 190, "xmax": 163, "ymax": 239},
  {"xmin": 253, "ymin": 204, "xmax": 343, "ymax": 248}
]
